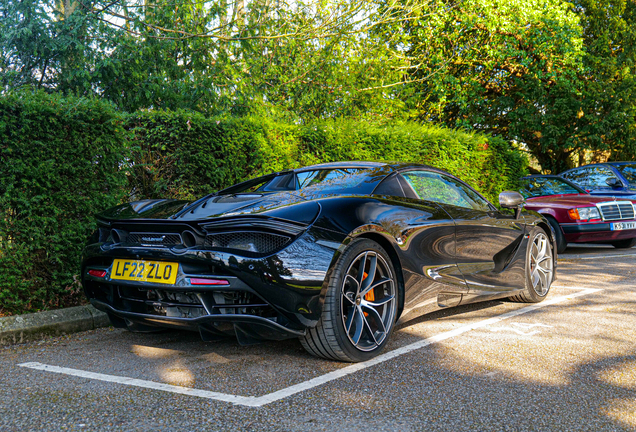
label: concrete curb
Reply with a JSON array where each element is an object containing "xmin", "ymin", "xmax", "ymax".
[{"xmin": 0, "ymin": 305, "xmax": 110, "ymax": 346}]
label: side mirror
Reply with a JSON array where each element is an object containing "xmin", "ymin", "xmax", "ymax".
[
  {"xmin": 605, "ymin": 178, "xmax": 622, "ymax": 188},
  {"xmin": 499, "ymin": 191, "xmax": 525, "ymax": 219}
]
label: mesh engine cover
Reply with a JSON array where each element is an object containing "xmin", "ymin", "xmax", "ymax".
[{"xmin": 205, "ymin": 232, "xmax": 290, "ymax": 255}]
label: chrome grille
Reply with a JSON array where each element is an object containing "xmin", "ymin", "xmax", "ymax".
[
  {"xmin": 205, "ymin": 232, "xmax": 290, "ymax": 255},
  {"xmin": 127, "ymin": 233, "xmax": 183, "ymax": 247},
  {"xmin": 597, "ymin": 201, "xmax": 635, "ymax": 221}
]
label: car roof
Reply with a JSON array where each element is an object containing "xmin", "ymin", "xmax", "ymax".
[
  {"xmin": 522, "ymin": 174, "xmax": 565, "ymax": 179},
  {"xmin": 296, "ymin": 161, "xmax": 386, "ymax": 171},
  {"xmin": 562, "ymin": 163, "xmax": 620, "ymax": 171},
  {"xmin": 216, "ymin": 161, "xmax": 462, "ymax": 198},
  {"xmin": 606, "ymin": 161, "xmax": 636, "ymax": 166},
  {"xmin": 296, "ymin": 161, "xmax": 448, "ymax": 175}
]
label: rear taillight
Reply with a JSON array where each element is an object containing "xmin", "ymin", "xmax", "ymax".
[
  {"xmin": 88, "ymin": 269, "xmax": 107, "ymax": 278},
  {"xmin": 189, "ymin": 278, "xmax": 229, "ymax": 286}
]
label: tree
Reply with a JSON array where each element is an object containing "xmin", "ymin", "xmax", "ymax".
[
  {"xmin": 398, "ymin": 0, "xmax": 586, "ymax": 172},
  {"xmin": 0, "ymin": 0, "xmax": 120, "ymax": 95},
  {"xmin": 573, "ymin": 0, "xmax": 636, "ymax": 163},
  {"xmin": 0, "ymin": 0, "xmax": 418, "ymax": 120},
  {"xmin": 399, "ymin": 0, "xmax": 636, "ymax": 173}
]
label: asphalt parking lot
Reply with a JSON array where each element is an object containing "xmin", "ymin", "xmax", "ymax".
[{"xmin": 1, "ymin": 244, "xmax": 635, "ymax": 431}]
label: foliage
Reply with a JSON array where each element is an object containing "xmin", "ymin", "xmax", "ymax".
[
  {"xmin": 126, "ymin": 109, "xmax": 527, "ymax": 204},
  {"xmin": 0, "ymin": 90, "xmax": 128, "ymax": 315},
  {"xmin": 0, "ymin": 0, "xmax": 123, "ymax": 96},
  {"xmin": 2, "ymin": 0, "xmax": 635, "ymax": 172},
  {"xmin": 299, "ymin": 119, "xmax": 527, "ymax": 202},
  {"xmin": 125, "ymin": 110, "xmax": 269, "ymax": 199},
  {"xmin": 574, "ymin": 0, "xmax": 636, "ymax": 164},
  {"xmin": 396, "ymin": 0, "xmax": 584, "ymax": 172},
  {"xmin": 0, "ymin": 0, "xmax": 414, "ymax": 120},
  {"xmin": 399, "ymin": 0, "xmax": 636, "ymax": 173}
]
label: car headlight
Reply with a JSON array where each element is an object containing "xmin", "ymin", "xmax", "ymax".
[{"xmin": 568, "ymin": 207, "xmax": 601, "ymax": 221}]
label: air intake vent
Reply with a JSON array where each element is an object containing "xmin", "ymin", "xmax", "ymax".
[
  {"xmin": 127, "ymin": 233, "xmax": 183, "ymax": 247},
  {"xmin": 597, "ymin": 201, "xmax": 635, "ymax": 221},
  {"xmin": 205, "ymin": 232, "xmax": 290, "ymax": 256}
]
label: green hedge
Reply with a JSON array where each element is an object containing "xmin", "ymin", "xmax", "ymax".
[
  {"xmin": 0, "ymin": 91, "xmax": 128, "ymax": 315},
  {"xmin": 296, "ymin": 120, "xmax": 526, "ymax": 204},
  {"xmin": 0, "ymin": 97, "xmax": 527, "ymax": 315},
  {"xmin": 126, "ymin": 111, "xmax": 527, "ymax": 204}
]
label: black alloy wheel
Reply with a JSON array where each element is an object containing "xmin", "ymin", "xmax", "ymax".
[
  {"xmin": 509, "ymin": 228, "xmax": 554, "ymax": 303},
  {"xmin": 300, "ymin": 239, "xmax": 398, "ymax": 362}
]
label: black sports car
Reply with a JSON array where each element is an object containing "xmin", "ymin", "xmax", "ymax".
[{"xmin": 82, "ymin": 161, "xmax": 557, "ymax": 362}]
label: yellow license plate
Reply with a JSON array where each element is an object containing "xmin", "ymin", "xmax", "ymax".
[{"xmin": 111, "ymin": 259, "xmax": 178, "ymax": 285}]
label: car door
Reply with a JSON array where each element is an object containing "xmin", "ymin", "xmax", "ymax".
[
  {"xmin": 401, "ymin": 171, "xmax": 527, "ymax": 293},
  {"xmin": 371, "ymin": 173, "xmax": 465, "ymax": 311}
]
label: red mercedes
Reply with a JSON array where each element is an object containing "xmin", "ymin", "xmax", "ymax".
[{"xmin": 520, "ymin": 175, "xmax": 636, "ymax": 253}]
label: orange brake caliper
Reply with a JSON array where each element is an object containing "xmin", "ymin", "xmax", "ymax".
[{"xmin": 361, "ymin": 272, "xmax": 374, "ymax": 317}]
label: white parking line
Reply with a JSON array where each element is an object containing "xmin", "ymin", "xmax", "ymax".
[
  {"xmin": 560, "ymin": 253, "xmax": 636, "ymax": 261},
  {"xmin": 18, "ymin": 286, "xmax": 600, "ymax": 407}
]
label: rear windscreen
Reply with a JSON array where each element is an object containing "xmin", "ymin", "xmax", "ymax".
[{"xmin": 222, "ymin": 168, "xmax": 383, "ymax": 196}]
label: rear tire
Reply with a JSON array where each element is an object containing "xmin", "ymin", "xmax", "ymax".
[
  {"xmin": 611, "ymin": 238, "xmax": 636, "ymax": 249},
  {"xmin": 509, "ymin": 228, "xmax": 554, "ymax": 303},
  {"xmin": 300, "ymin": 239, "xmax": 399, "ymax": 362}
]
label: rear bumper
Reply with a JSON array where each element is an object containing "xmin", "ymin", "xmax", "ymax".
[
  {"xmin": 92, "ymin": 299, "xmax": 305, "ymax": 343},
  {"xmin": 81, "ymin": 227, "xmax": 347, "ymax": 341}
]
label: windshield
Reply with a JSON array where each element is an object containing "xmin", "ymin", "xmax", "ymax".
[
  {"xmin": 614, "ymin": 164, "xmax": 636, "ymax": 185},
  {"xmin": 520, "ymin": 177, "xmax": 585, "ymax": 198},
  {"xmin": 219, "ymin": 168, "xmax": 379, "ymax": 196}
]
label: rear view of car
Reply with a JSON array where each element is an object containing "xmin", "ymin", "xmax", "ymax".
[{"xmin": 82, "ymin": 162, "xmax": 558, "ymax": 362}]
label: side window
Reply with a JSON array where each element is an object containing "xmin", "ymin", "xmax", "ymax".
[
  {"xmin": 296, "ymin": 171, "xmax": 319, "ymax": 188},
  {"xmin": 401, "ymin": 171, "xmax": 492, "ymax": 212},
  {"xmin": 562, "ymin": 169, "xmax": 589, "ymax": 188},
  {"xmin": 587, "ymin": 166, "xmax": 619, "ymax": 187}
]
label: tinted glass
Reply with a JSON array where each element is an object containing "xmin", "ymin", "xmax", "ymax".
[
  {"xmin": 293, "ymin": 169, "xmax": 369, "ymax": 194},
  {"xmin": 614, "ymin": 164, "xmax": 636, "ymax": 185},
  {"xmin": 520, "ymin": 177, "xmax": 584, "ymax": 198},
  {"xmin": 222, "ymin": 168, "xmax": 374, "ymax": 195},
  {"xmin": 587, "ymin": 166, "xmax": 619, "ymax": 187},
  {"xmin": 561, "ymin": 168, "xmax": 590, "ymax": 187},
  {"xmin": 402, "ymin": 171, "xmax": 492, "ymax": 211}
]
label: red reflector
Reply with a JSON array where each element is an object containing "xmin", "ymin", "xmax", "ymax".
[
  {"xmin": 190, "ymin": 278, "xmax": 229, "ymax": 286},
  {"xmin": 88, "ymin": 269, "xmax": 107, "ymax": 278}
]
